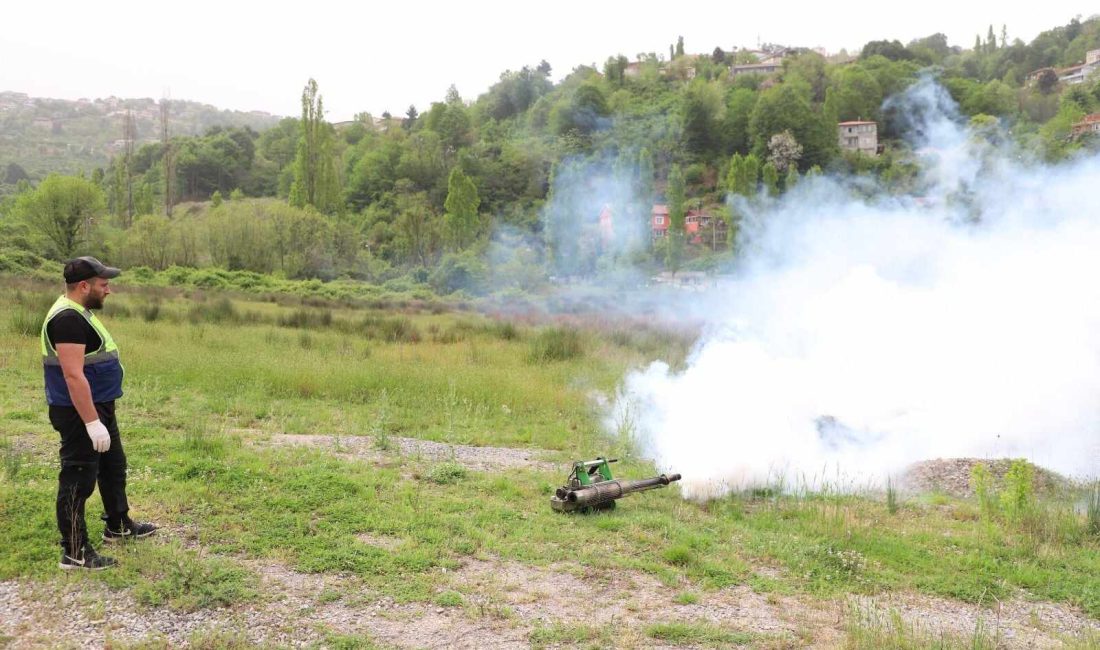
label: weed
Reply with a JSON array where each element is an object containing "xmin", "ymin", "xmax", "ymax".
[
  {"xmin": 494, "ymin": 321, "xmax": 519, "ymax": 340},
  {"xmin": 529, "ymin": 623, "xmax": 612, "ymax": 648},
  {"xmin": 663, "ymin": 544, "xmax": 695, "ymax": 566},
  {"xmin": 370, "ymin": 390, "xmax": 394, "ymax": 451},
  {"xmin": 297, "ymin": 331, "xmax": 314, "ymax": 350},
  {"xmin": 674, "ymin": 591, "xmax": 699, "ymax": 605},
  {"xmin": 1, "ymin": 439, "xmax": 22, "ymax": 481},
  {"xmin": 321, "ymin": 632, "xmax": 380, "ymax": 650},
  {"xmin": 1087, "ymin": 482, "xmax": 1100, "ymax": 537},
  {"xmin": 139, "ymin": 301, "xmax": 161, "ymax": 322},
  {"xmin": 844, "ymin": 602, "xmax": 999, "ymax": 649},
  {"xmin": 645, "ymin": 621, "xmax": 753, "ymax": 646},
  {"xmin": 1001, "ymin": 459, "xmax": 1035, "ymax": 521},
  {"xmin": 971, "ymin": 463, "xmax": 997, "ymax": 519},
  {"xmin": 426, "ymin": 461, "xmax": 467, "ymax": 485},
  {"xmin": 434, "ymin": 590, "xmax": 465, "ymax": 607},
  {"xmin": 886, "ymin": 477, "xmax": 899, "ymax": 514}
]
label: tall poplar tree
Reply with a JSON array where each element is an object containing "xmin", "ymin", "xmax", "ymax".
[
  {"xmin": 443, "ymin": 167, "xmax": 480, "ymax": 250},
  {"xmin": 289, "ymin": 78, "xmax": 341, "ymax": 214}
]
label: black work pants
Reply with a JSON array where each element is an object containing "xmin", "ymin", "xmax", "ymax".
[{"xmin": 49, "ymin": 402, "xmax": 129, "ymax": 551}]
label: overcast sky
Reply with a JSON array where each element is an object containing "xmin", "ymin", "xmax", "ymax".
[{"xmin": 2, "ymin": 1, "xmax": 1096, "ymax": 122}]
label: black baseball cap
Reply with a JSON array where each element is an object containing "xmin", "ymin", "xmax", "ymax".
[{"xmin": 63, "ymin": 256, "xmax": 121, "ymax": 284}]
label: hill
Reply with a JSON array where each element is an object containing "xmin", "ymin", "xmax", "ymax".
[{"xmin": 0, "ymin": 91, "xmax": 283, "ymax": 178}]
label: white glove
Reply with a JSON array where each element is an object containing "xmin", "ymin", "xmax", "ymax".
[{"xmin": 85, "ymin": 420, "xmax": 111, "ymax": 453}]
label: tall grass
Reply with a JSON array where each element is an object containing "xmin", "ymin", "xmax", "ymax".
[
  {"xmin": 844, "ymin": 603, "xmax": 999, "ymax": 649},
  {"xmin": 1088, "ymin": 482, "xmax": 1100, "ymax": 537},
  {"xmin": 527, "ymin": 326, "xmax": 584, "ymax": 363}
]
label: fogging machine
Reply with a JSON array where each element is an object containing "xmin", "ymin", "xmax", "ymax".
[{"xmin": 550, "ymin": 457, "xmax": 681, "ymax": 513}]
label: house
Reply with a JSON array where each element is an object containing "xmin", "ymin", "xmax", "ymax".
[
  {"xmin": 730, "ymin": 62, "xmax": 782, "ymax": 77},
  {"xmin": 685, "ymin": 209, "xmax": 727, "ymax": 247},
  {"xmin": 597, "ymin": 205, "xmax": 613, "ymax": 245},
  {"xmin": 1071, "ymin": 113, "xmax": 1100, "ymax": 139},
  {"xmin": 838, "ymin": 120, "xmax": 879, "ymax": 156},
  {"xmin": 651, "ymin": 204, "xmax": 670, "ymax": 238},
  {"xmin": 1056, "ymin": 48, "xmax": 1100, "ymax": 85},
  {"xmin": 650, "ymin": 205, "xmax": 726, "ymax": 246}
]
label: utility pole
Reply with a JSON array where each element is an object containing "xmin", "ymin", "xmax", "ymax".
[
  {"xmin": 123, "ymin": 108, "xmax": 136, "ymax": 225},
  {"xmin": 159, "ymin": 97, "xmax": 174, "ymax": 217}
]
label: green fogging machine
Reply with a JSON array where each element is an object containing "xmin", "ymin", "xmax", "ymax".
[{"xmin": 550, "ymin": 457, "xmax": 681, "ymax": 513}]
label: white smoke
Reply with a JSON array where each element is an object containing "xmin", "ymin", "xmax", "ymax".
[{"xmin": 611, "ymin": 77, "xmax": 1100, "ymax": 497}]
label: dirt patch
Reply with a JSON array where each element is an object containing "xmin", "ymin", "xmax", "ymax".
[
  {"xmin": 262, "ymin": 433, "xmax": 557, "ymax": 473},
  {"xmin": 355, "ymin": 532, "xmax": 402, "ymax": 551},
  {"xmin": 900, "ymin": 458, "xmax": 1070, "ymax": 498},
  {"xmin": 2, "ymin": 554, "xmax": 1095, "ymax": 649},
  {"xmin": 448, "ymin": 558, "xmax": 792, "ymax": 631}
]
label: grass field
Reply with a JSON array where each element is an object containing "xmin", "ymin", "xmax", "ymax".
[{"xmin": 1, "ymin": 277, "xmax": 1098, "ymax": 648}]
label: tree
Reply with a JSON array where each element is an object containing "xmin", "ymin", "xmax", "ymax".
[
  {"xmin": 443, "ymin": 166, "xmax": 481, "ymax": 250},
  {"xmin": 4, "ymin": 163, "xmax": 29, "ymax": 185},
  {"xmin": 289, "ymin": 78, "xmax": 342, "ymax": 214},
  {"xmin": 767, "ymin": 130, "xmax": 803, "ymax": 173},
  {"xmin": 1037, "ymin": 68, "xmax": 1059, "ymax": 94},
  {"xmin": 393, "ymin": 187, "xmax": 441, "ymax": 267},
  {"xmin": 761, "ymin": 161, "xmax": 779, "ymax": 197},
  {"xmin": 663, "ymin": 164, "xmax": 685, "ymax": 266},
  {"xmin": 675, "ymin": 36, "xmax": 685, "ymax": 58},
  {"xmin": 725, "ymin": 153, "xmax": 743, "ymax": 195},
  {"xmin": 14, "ymin": 174, "xmax": 106, "ymax": 259},
  {"xmin": 403, "ymin": 105, "xmax": 419, "ymax": 131},
  {"xmin": 861, "ymin": 40, "xmax": 912, "ymax": 61},
  {"xmin": 750, "ymin": 80, "xmax": 836, "ymax": 169},
  {"xmin": 785, "ymin": 165, "xmax": 801, "ymax": 192},
  {"xmin": 681, "ymin": 80, "xmax": 724, "ymax": 160},
  {"xmin": 739, "ymin": 153, "xmax": 761, "ymax": 196}
]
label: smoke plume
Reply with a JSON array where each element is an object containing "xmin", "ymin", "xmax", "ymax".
[{"xmin": 611, "ymin": 77, "xmax": 1100, "ymax": 497}]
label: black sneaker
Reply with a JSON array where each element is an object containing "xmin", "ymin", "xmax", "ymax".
[
  {"xmin": 103, "ymin": 518, "xmax": 158, "ymax": 543},
  {"xmin": 59, "ymin": 545, "xmax": 116, "ymax": 570}
]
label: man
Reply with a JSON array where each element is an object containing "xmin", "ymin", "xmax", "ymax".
[{"xmin": 42, "ymin": 256, "xmax": 157, "ymax": 570}]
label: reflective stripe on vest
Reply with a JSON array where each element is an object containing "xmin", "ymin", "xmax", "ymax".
[{"xmin": 40, "ymin": 295, "xmax": 119, "ymax": 365}]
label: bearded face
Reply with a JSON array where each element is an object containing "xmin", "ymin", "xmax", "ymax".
[{"xmin": 81, "ymin": 279, "xmax": 110, "ymax": 310}]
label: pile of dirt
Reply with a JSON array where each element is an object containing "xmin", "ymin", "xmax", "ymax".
[{"xmin": 900, "ymin": 458, "xmax": 1069, "ymax": 498}]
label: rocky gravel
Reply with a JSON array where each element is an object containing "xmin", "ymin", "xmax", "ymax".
[{"xmin": 900, "ymin": 457, "xmax": 1071, "ymax": 498}]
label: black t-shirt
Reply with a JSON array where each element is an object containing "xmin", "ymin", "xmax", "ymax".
[{"xmin": 46, "ymin": 309, "xmax": 102, "ymax": 352}]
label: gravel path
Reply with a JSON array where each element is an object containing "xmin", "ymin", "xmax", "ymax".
[{"xmin": 263, "ymin": 433, "xmax": 559, "ymax": 473}]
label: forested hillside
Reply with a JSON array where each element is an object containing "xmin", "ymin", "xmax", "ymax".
[
  {"xmin": 2, "ymin": 17, "xmax": 1099, "ymax": 296},
  {"xmin": 0, "ymin": 93, "xmax": 281, "ymax": 182}
]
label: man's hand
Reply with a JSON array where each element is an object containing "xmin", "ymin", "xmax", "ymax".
[{"xmin": 85, "ymin": 420, "xmax": 111, "ymax": 453}]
